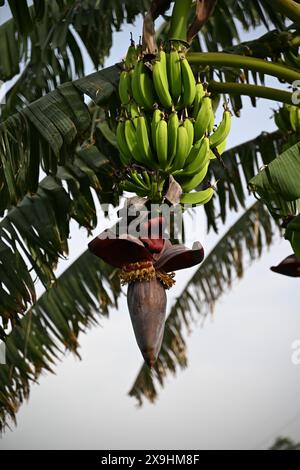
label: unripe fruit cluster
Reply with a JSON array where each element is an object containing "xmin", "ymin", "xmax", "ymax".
[
  {"xmin": 274, "ymin": 104, "xmax": 300, "ymax": 134},
  {"xmin": 117, "ymin": 41, "xmax": 232, "ymax": 206}
]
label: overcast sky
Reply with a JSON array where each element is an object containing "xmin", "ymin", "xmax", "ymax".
[{"xmin": 0, "ymin": 8, "xmax": 300, "ymax": 450}]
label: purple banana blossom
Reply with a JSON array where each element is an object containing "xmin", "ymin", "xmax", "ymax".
[{"xmin": 88, "ymin": 215, "xmax": 204, "ymax": 366}]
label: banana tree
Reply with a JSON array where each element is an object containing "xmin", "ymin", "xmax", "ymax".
[{"xmin": 0, "ymin": 0, "xmax": 299, "ymax": 433}]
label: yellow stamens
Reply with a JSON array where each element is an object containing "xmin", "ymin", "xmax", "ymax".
[{"xmin": 119, "ymin": 261, "xmax": 176, "ymax": 289}]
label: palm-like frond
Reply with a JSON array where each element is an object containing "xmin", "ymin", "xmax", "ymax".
[
  {"xmin": 0, "ymin": 249, "xmax": 120, "ymax": 433},
  {"xmin": 0, "ymin": 168, "xmax": 113, "ymax": 334},
  {"xmin": 0, "ymin": 0, "xmax": 151, "ymax": 116},
  {"xmin": 224, "ymin": 28, "xmax": 300, "ymax": 60},
  {"xmin": 0, "ymin": 0, "xmax": 290, "ymax": 118},
  {"xmin": 0, "ymin": 64, "xmax": 120, "ymax": 215},
  {"xmin": 0, "ymin": 66, "xmax": 123, "ymax": 332},
  {"xmin": 128, "ymin": 201, "xmax": 277, "ymax": 405},
  {"xmin": 195, "ymin": 0, "xmax": 286, "ymax": 52}
]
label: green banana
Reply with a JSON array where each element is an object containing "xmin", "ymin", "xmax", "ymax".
[
  {"xmin": 156, "ymin": 117, "xmax": 168, "ymax": 168},
  {"xmin": 168, "ymin": 46, "xmax": 182, "ymax": 101},
  {"xmin": 119, "ymin": 153, "xmax": 129, "ymax": 166},
  {"xmin": 128, "ymin": 101, "xmax": 140, "ymax": 128},
  {"xmin": 180, "ymin": 187, "xmax": 215, "ymax": 206},
  {"xmin": 180, "ymin": 56, "xmax": 196, "ymax": 107},
  {"xmin": 184, "ymin": 137, "xmax": 203, "ymax": 166},
  {"xmin": 118, "ymin": 70, "xmax": 131, "ymax": 105},
  {"xmin": 180, "ymin": 137, "xmax": 210, "ymax": 178},
  {"xmin": 124, "ymin": 119, "xmax": 143, "ymax": 164},
  {"xmin": 281, "ymin": 104, "xmax": 293, "ymax": 129},
  {"xmin": 131, "ymin": 60, "xmax": 145, "ymax": 108},
  {"xmin": 142, "ymin": 171, "xmax": 151, "ymax": 187},
  {"xmin": 217, "ymin": 138, "xmax": 227, "ymax": 155},
  {"xmin": 194, "ymin": 95, "xmax": 213, "ymax": 142},
  {"xmin": 151, "ymin": 108, "xmax": 163, "ymax": 152},
  {"xmin": 208, "ymin": 106, "xmax": 215, "ymax": 134},
  {"xmin": 183, "ymin": 117, "xmax": 194, "ymax": 155},
  {"xmin": 284, "ymin": 50, "xmax": 300, "ymax": 69},
  {"xmin": 192, "ymin": 82, "xmax": 206, "ymax": 119},
  {"xmin": 138, "ymin": 62, "xmax": 156, "ymax": 110},
  {"xmin": 179, "ymin": 162, "xmax": 209, "ymax": 192},
  {"xmin": 297, "ymin": 108, "xmax": 300, "ymax": 133},
  {"xmin": 209, "ymin": 109, "xmax": 231, "ymax": 148},
  {"xmin": 167, "ymin": 110, "xmax": 179, "ymax": 164},
  {"xmin": 131, "ymin": 170, "xmax": 149, "ymax": 190},
  {"xmin": 122, "ymin": 180, "xmax": 149, "ymax": 197},
  {"xmin": 274, "ymin": 109, "xmax": 290, "ymax": 132},
  {"xmin": 175, "ymin": 95, "xmax": 185, "ymax": 111},
  {"xmin": 125, "ymin": 39, "xmax": 138, "ymax": 69},
  {"xmin": 289, "ymin": 106, "xmax": 300, "ymax": 132},
  {"xmin": 152, "ymin": 59, "xmax": 173, "ymax": 109},
  {"xmin": 116, "ymin": 119, "xmax": 131, "ymax": 165},
  {"xmin": 159, "ymin": 47, "xmax": 168, "ymax": 76},
  {"xmin": 171, "ymin": 124, "xmax": 188, "ymax": 171},
  {"xmin": 136, "ymin": 115, "xmax": 154, "ymax": 167}
]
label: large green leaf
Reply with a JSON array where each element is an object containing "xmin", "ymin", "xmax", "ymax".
[
  {"xmin": 206, "ymin": 130, "xmax": 287, "ymax": 232},
  {"xmin": 0, "ymin": 63, "xmax": 122, "ymax": 331},
  {"xmin": 128, "ymin": 201, "xmax": 277, "ymax": 405},
  {"xmin": 0, "ymin": 0, "xmax": 290, "ymax": 118},
  {"xmin": 0, "ymin": 66, "xmax": 122, "ymax": 332},
  {"xmin": 0, "ymin": 249, "xmax": 121, "ymax": 433},
  {"xmin": 0, "ymin": 132, "xmax": 120, "ymax": 334},
  {"xmin": 0, "ymin": 64, "xmax": 121, "ymax": 215},
  {"xmin": 0, "ymin": 0, "xmax": 150, "ymax": 117},
  {"xmin": 249, "ymin": 141, "xmax": 300, "ymax": 202},
  {"xmin": 249, "ymin": 142, "xmax": 300, "ymax": 256}
]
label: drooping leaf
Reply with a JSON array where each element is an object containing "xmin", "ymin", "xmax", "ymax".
[
  {"xmin": 0, "ymin": 64, "xmax": 121, "ymax": 215},
  {"xmin": 249, "ymin": 141, "xmax": 300, "ymax": 203},
  {"xmin": 0, "ymin": 0, "xmax": 150, "ymax": 117},
  {"xmin": 206, "ymin": 129, "xmax": 288, "ymax": 231},
  {"xmin": 0, "ymin": 250, "xmax": 121, "ymax": 433},
  {"xmin": 0, "ymin": 127, "xmax": 120, "ymax": 332},
  {"xmin": 7, "ymin": 0, "xmax": 33, "ymax": 36}
]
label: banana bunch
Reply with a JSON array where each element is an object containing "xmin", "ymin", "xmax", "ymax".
[
  {"xmin": 274, "ymin": 104, "xmax": 300, "ymax": 134},
  {"xmin": 283, "ymin": 49, "xmax": 300, "ymax": 70},
  {"xmin": 116, "ymin": 40, "xmax": 233, "ymax": 206}
]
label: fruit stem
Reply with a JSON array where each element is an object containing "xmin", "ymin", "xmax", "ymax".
[
  {"xmin": 208, "ymin": 81, "xmax": 295, "ymax": 105},
  {"xmin": 169, "ymin": 0, "xmax": 193, "ymax": 43},
  {"xmin": 264, "ymin": 0, "xmax": 300, "ymax": 27},
  {"xmin": 187, "ymin": 52, "xmax": 300, "ymax": 83}
]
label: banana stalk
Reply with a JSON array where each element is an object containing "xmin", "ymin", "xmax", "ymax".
[{"xmin": 169, "ymin": 0, "xmax": 193, "ymax": 43}]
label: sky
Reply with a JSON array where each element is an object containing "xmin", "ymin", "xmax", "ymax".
[{"xmin": 0, "ymin": 6, "xmax": 300, "ymax": 450}]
